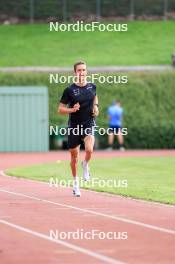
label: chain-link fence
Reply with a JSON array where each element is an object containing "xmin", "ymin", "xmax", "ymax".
[{"xmin": 0, "ymin": 0, "xmax": 175, "ymax": 24}]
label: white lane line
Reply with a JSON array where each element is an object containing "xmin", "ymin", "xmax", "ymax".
[
  {"xmin": 1, "ymin": 170, "xmax": 175, "ymax": 209},
  {"xmin": 0, "ymin": 188, "xmax": 175, "ymax": 235},
  {"xmin": 0, "ymin": 170, "xmax": 6, "ymax": 176},
  {"xmin": 0, "ymin": 219, "xmax": 125, "ymax": 264}
]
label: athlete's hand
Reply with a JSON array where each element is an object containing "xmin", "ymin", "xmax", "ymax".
[
  {"xmin": 92, "ymin": 105, "xmax": 99, "ymax": 117},
  {"xmin": 71, "ymin": 103, "xmax": 80, "ymax": 113}
]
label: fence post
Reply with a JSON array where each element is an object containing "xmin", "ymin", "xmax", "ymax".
[
  {"xmin": 30, "ymin": 0, "xmax": 34, "ymax": 23},
  {"xmin": 164, "ymin": 0, "xmax": 168, "ymax": 20},
  {"xmin": 130, "ymin": 0, "xmax": 135, "ymax": 20},
  {"xmin": 96, "ymin": 0, "xmax": 101, "ymax": 21},
  {"xmin": 62, "ymin": 0, "xmax": 68, "ymax": 21}
]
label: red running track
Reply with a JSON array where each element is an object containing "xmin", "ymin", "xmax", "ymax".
[{"xmin": 0, "ymin": 150, "xmax": 175, "ymax": 264}]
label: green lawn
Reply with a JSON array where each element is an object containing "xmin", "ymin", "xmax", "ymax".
[
  {"xmin": 6, "ymin": 156, "xmax": 175, "ymax": 205},
  {"xmin": 0, "ymin": 21, "xmax": 175, "ymax": 66}
]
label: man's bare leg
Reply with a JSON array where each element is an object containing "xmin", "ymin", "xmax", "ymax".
[
  {"xmin": 82, "ymin": 135, "xmax": 95, "ymax": 181},
  {"xmin": 84, "ymin": 135, "xmax": 95, "ymax": 162},
  {"xmin": 70, "ymin": 146, "xmax": 81, "ymax": 196},
  {"xmin": 117, "ymin": 133, "xmax": 125, "ymax": 151},
  {"xmin": 70, "ymin": 146, "xmax": 79, "ymax": 177},
  {"xmin": 107, "ymin": 133, "xmax": 114, "ymax": 150}
]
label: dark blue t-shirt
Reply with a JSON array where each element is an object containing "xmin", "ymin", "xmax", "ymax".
[{"xmin": 60, "ymin": 83, "xmax": 96, "ymax": 126}]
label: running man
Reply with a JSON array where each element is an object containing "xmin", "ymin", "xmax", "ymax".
[
  {"xmin": 58, "ymin": 61, "xmax": 99, "ymax": 197},
  {"xmin": 107, "ymin": 100, "xmax": 125, "ymax": 151}
]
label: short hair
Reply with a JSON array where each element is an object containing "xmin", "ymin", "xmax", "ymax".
[
  {"xmin": 112, "ymin": 100, "xmax": 121, "ymax": 105},
  {"xmin": 74, "ymin": 61, "xmax": 86, "ymax": 72}
]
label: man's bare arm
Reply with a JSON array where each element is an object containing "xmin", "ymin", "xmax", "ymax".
[
  {"xmin": 58, "ymin": 102, "xmax": 80, "ymax": 115},
  {"xmin": 93, "ymin": 95, "xmax": 98, "ymax": 106},
  {"xmin": 92, "ymin": 95, "xmax": 99, "ymax": 117}
]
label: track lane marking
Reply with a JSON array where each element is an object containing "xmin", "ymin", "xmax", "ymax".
[
  {"xmin": 0, "ymin": 219, "xmax": 125, "ymax": 264},
  {"xmin": 0, "ymin": 188, "xmax": 175, "ymax": 235},
  {"xmin": 1, "ymin": 170, "xmax": 175, "ymax": 208}
]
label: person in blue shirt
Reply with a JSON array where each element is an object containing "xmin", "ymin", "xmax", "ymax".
[{"xmin": 107, "ymin": 100, "xmax": 125, "ymax": 151}]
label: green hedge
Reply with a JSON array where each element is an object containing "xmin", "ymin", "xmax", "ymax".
[{"xmin": 0, "ymin": 71, "xmax": 175, "ymax": 149}]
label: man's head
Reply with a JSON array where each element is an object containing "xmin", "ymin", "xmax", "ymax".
[
  {"xmin": 73, "ymin": 61, "xmax": 87, "ymax": 84},
  {"xmin": 113, "ymin": 100, "xmax": 121, "ymax": 106}
]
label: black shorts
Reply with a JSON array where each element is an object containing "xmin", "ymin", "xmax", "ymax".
[
  {"xmin": 68, "ymin": 124, "xmax": 95, "ymax": 149},
  {"xmin": 108, "ymin": 125, "xmax": 122, "ymax": 134}
]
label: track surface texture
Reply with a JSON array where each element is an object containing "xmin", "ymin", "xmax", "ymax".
[{"xmin": 0, "ymin": 150, "xmax": 175, "ymax": 264}]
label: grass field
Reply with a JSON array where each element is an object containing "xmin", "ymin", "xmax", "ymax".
[
  {"xmin": 0, "ymin": 21, "xmax": 175, "ymax": 66},
  {"xmin": 6, "ymin": 156, "xmax": 175, "ymax": 205}
]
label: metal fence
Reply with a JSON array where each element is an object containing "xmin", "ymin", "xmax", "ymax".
[{"xmin": 0, "ymin": 0, "xmax": 175, "ymax": 24}]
